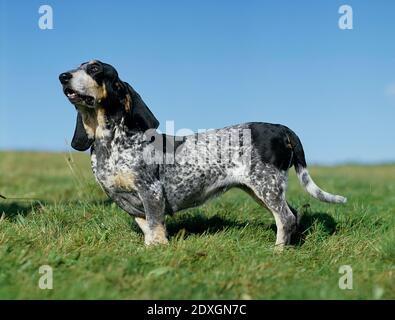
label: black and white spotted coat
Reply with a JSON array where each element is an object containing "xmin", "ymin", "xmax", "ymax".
[{"xmin": 90, "ymin": 117, "xmax": 346, "ymax": 247}]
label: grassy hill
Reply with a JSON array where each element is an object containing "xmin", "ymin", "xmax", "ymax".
[{"xmin": 0, "ymin": 152, "xmax": 394, "ymax": 299}]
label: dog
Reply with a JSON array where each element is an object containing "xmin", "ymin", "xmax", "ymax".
[{"xmin": 59, "ymin": 60, "xmax": 346, "ymax": 248}]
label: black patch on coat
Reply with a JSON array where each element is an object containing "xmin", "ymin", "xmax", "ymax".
[
  {"xmin": 301, "ymin": 172, "xmax": 310, "ymax": 186},
  {"xmin": 249, "ymin": 122, "xmax": 295, "ymax": 171}
]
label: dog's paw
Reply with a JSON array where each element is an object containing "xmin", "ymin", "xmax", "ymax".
[
  {"xmin": 144, "ymin": 234, "xmax": 169, "ymax": 246},
  {"xmin": 273, "ymin": 244, "xmax": 285, "ymax": 253},
  {"xmin": 145, "ymin": 238, "xmax": 169, "ymax": 246}
]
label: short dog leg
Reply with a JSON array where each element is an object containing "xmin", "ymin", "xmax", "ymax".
[
  {"xmin": 246, "ymin": 171, "xmax": 296, "ymax": 250},
  {"xmin": 135, "ymin": 217, "xmax": 150, "ymax": 236},
  {"xmin": 135, "ymin": 217, "xmax": 168, "ymax": 246},
  {"xmin": 271, "ymin": 203, "xmax": 296, "ymax": 249},
  {"xmin": 248, "ymin": 189, "xmax": 296, "ymax": 249},
  {"xmin": 138, "ymin": 188, "xmax": 169, "ymax": 246},
  {"xmin": 146, "ymin": 222, "xmax": 168, "ymax": 246}
]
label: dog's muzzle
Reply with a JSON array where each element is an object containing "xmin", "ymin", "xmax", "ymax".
[{"xmin": 59, "ymin": 72, "xmax": 95, "ymax": 106}]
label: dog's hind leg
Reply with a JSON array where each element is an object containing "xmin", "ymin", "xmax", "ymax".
[
  {"xmin": 246, "ymin": 171, "xmax": 296, "ymax": 249},
  {"xmin": 270, "ymin": 201, "xmax": 296, "ymax": 248}
]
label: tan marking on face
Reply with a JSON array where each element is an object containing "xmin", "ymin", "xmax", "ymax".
[
  {"xmin": 69, "ymin": 67, "xmax": 108, "ymax": 105},
  {"xmin": 113, "ymin": 172, "xmax": 136, "ymax": 191},
  {"xmin": 97, "ymin": 83, "xmax": 108, "ymax": 104}
]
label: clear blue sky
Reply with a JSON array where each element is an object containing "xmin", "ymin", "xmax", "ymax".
[{"xmin": 0, "ymin": 0, "xmax": 394, "ymax": 164}]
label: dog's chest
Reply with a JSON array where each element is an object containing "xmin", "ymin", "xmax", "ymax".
[{"xmin": 91, "ymin": 140, "xmax": 142, "ymax": 194}]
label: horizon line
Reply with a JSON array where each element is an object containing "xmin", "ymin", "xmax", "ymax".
[{"xmin": 0, "ymin": 148, "xmax": 394, "ymax": 167}]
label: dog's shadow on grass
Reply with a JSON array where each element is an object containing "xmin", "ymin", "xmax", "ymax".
[
  {"xmin": 0, "ymin": 198, "xmax": 113, "ymax": 222},
  {"xmin": 167, "ymin": 209, "xmax": 337, "ymax": 247},
  {"xmin": 0, "ymin": 201, "xmax": 45, "ymax": 221},
  {"xmin": 166, "ymin": 214, "xmax": 252, "ymax": 238},
  {"xmin": 291, "ymin": 211, "xmax": 337, "ymax": 246},
  {"xmin": 2, "ymin": 198, "xmax": 337, "ymax": 247}
]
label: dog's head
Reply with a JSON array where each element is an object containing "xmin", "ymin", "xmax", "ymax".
[{"xmin": 59, "ymin": 60, "xmax": 159, "ymax": 151}]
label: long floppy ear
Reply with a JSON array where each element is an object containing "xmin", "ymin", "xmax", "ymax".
[
  {"xmin": 71, "ymin": 112, "xmax": 94, "ymax": 151},
  {"xmin": 123, "ymin": 82, "xmax": 159, "ymax": 131}
]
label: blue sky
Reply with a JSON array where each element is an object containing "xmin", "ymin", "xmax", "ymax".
[{"xmin": 0, "ymin": 0, "xmax": 394, "ymax": 164}]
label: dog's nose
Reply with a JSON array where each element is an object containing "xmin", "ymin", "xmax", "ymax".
[{"xmin": 59, "ymin": 72, "xmax": 72, "ymax": 84}]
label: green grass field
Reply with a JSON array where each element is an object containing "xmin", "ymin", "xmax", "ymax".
[{"xmin": 0, "ymin": 151, "xmax": 394, "ymax": 299}]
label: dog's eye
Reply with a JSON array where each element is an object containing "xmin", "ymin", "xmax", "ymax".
[{"xmin": 89, "ymin": 64, "xmax": 101, "ymax": 74}]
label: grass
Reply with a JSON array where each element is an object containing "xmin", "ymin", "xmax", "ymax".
[{"xmin": 0, "ymin": 151, "xmax": 394, "ymax": 299}]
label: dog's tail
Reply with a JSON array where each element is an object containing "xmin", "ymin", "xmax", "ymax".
[{"xmin": 287, "ymin": 129, "xmax": 347, "ymax": 204}]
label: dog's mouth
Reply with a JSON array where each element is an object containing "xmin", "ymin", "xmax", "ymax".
[{"xmin": 64, "ymin": 88, "xmax": 95, "ymax": 106}]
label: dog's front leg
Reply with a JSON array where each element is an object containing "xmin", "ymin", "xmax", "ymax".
[
  {"xmin": 135, "ymin": 189, "xmax": 168, "ymax": 246},
  {"xmin": 135, "ymin": 216, "xmax": 168, "ymax": 246}
]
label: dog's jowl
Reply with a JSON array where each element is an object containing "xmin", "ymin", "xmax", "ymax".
[{"xmin": 59, "ymin": 60, "xmax": 347, "ymax": 248}]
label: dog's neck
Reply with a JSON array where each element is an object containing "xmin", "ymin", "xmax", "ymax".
[
  {"xmin": 79, "ymin": 101, "xmax": 134, "ymax": 140},
  {"xmin": 78, "ymin": 104, "xmax": 144, "ymax": 149},
  {"xmin": 78, "ymin": 106, "xmax": 112, "ymax": 141}
]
